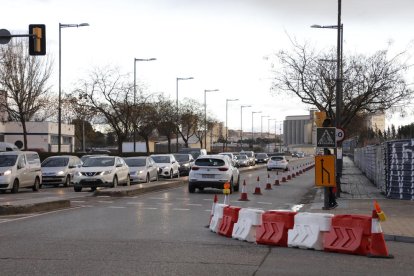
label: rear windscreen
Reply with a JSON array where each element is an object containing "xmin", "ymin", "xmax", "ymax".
[
  {"xmin": 195, "ymin": 158, "xmax": 225, "ymax": 167},
  {"xmin": 271, "ymin": 157, "xmax": 284, "ymax": 161}
]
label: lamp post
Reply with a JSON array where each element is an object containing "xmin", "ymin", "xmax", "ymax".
[
  {"xmin": 224, "ymin": 98, "xmax": 239, "ymax": 151},
  {"xmin": 240, "ymin": 105, "xmax": 251, "ymax": 149},
  {"xmin": 133, "ymin": 58, "xmax": 156, "ymax": 152},
  {"xmin": 251, "ymin": 111, "xmax": 262, "ymax": 148},
  {"xmin": 311, "ymin": 0, "xmax": 343, "ymax": 199},
  {"xmin": 204, "ymin": 89, "xmax": 219, "ymax": 151},
  {"xmin": 176, "ymin": 77, "xmax": 194, "ymax": 152},
  {"xmin": 58, "ymin": 22, "xmax": 89, "ymax": 152}
]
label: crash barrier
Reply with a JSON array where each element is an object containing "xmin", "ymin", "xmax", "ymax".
[
  {"xmin": 232, "ymin": 208, "xmax": 264, "ymax": 242},
  {"xmin": 209, "ymin": 203, "xmax": 228, "ymax": 233},
  {"xmin": 288, "ymin": 212, "xmax": 334, "ymax": 250},
  {"xmin": 218, "ymin": 206, "xmax": 242, "ymax": 237},
  {"xmin": 209, "ymin": 201, "xmax": 391, "ymax": 258},
  {"xmin": 256, "ymin": 210, "xmax": 297, "ymax": 247}
]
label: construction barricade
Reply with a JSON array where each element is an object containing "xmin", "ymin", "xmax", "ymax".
[
  {"xmin": 288, "ymin": 212, "xmax": 334, "ymax": 250},
  {"xmin": 218, "ymin": 206, "xmax": 242, "ymax": 237},
  {"xmin": 324, "ymin": 214, "xmax": 372, "ymax": 256},
  {"xmin": 256, "ymin": 210, "xmax": 297, "ymax": 247},
  {"xmin": 232, "ymin": 208, "xmax": 264, "ymax": 242},
  {"xmin": 209, "ymin": 203, "xmax": 228, "ymax": 233}
]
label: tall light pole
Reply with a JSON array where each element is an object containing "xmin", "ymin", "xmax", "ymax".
[
  {"xmin": 225, "ymin": 98, "xmax": 239, "ymax": 151},
  {"xmin": 240, "ymin": 105, "xmax": 251, "ymax": 149},
  {"xmin": 251, "ymin": 111, "xmax": 262, "ymax": 148},
  {"xmin": 176, "ymin": 77, "xmax": 194, "ymax": 152},
  {"xmin": 204, "ymin": 89, "xmax": 219, "ymax": 151},
  {"xmin": 133, "ymin": 58, "xmax": 156, "ymax": 152},
  {"xmin": 311, "ymin": 0, "xmax": 343, "ymax": 198},
  {"xmin": 58, "ymin": 22, "xmax": 89, "ymax": 152}
]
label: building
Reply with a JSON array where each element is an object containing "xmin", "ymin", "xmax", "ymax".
[
  {"xmin": 364, "ymin": 112, "xmax": 385, "ymax": 132},
  {"xmin": 0, "ymin": 121, "xmax": 75, "ymax": 152}
]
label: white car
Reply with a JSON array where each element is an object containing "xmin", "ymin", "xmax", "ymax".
[
  {"xmin": 73, "ymin": 156, "xmax": 130, "ymax": 192},
  {"xmin": 41, "ymin": 155, "xmax": 82, "ymax": 187},
  {"xmin": 267, "ymin": 156, "xmax": 289, "ymax": 171},
  {"xmin": 124, "ymin": 156, "xmax": 158, "ymax": 183},
  {"xmin": 151, "ymin": 154, "xmax": 180, "ymax": 179},
  {"xmin": 188, "ymin": 154, "xmax": 240, "ymax": 193}
]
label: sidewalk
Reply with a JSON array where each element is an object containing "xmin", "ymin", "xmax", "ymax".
[{"xmin": 302, "ymin": 156, "xmax": 414, "ymax": 242}]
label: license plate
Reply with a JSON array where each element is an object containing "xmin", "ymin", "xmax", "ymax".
[{"xmin": 202, "ymin": 174, "xmax": 214, "ymax": 179}]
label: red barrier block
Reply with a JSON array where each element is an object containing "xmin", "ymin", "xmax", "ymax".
[
  {"xmin": 256, "ymin": 210, "xmax": 297, "ymax": 247},
  {"xmin": 218, "ymin": 206, "xmax": 242, "ymax": 237},
  {"xmin": 324, "ymin": 214, "xmax": 372, "ymax": 256}
]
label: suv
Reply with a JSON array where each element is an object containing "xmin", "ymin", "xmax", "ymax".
[
  {"xmin": 73, "ymin": 156, "xmax": 130, "ymax": 192},
  {"xmin": 255, "ymin": 153, "xmax": 269, "ymax": 163},
  {"xmin": 151, "ymin": 154, "xmax": 180, "ymax": 179},
  {"xmin": 218, "ymin": 152, "xmax": 238, "ymax": 167},
  {"xmin": 188, "ymin": 154, "xmax": 240, "ymax": 193},
  {"xmin": 0, "ymin": 151, "xmax": 42, "ymax": 193},
  {"xmin": 240, "ymin": 150, "xmax": 256, "ymax": 166},
  {"xmin": 41, "ymin": 155, "xmax": 82, "ymax": 187},
  {"xmin": 267, "ymin": 156, "xmax": 289, "ymax": 171},
  {"xmin": 173, "ymin": 154, "xmax": 195, "ymax": 176}
]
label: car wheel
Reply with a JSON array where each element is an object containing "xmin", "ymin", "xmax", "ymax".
[
  {"xmin": 234, "ymin": 175, "xmax": 240, "ymax": 192},
  {"xmin": 112, "ymin": 176, "xmax": 118, "ymax": 188},
  {"xmin": 155, "ymin": 173, "xmax": 159, "ymax": 182},
  {"xmin": 126, "ymin": 175, "xmax": 131, "ymax": 186},
  {"xmin": 146, "ymin": 174, "xmax": 150, "ymax": 183},
  {"xmin": 267, "ymin": 168, "xmax": 271, "ymax": 171},
  {"xmin": 176, "ymin": 170, "xmax": 180, "ymax": 178},
  {"xmin": 32, "ymin": 177, "xmax": 40, "ymax": 192},
  {"xmin": 11, "ymin": 179, "xmax": 19, "ymax": 193},
  {"xmin": 74, "ymin": 186, "xmax": 82, "ymax": 192},
  {"xmin": 64, "ymin": 176, "xmax": 70, "ymax": 187},
  {"xmin": 188, "ymin": 183, "xmax": 195, "ymax": 193},
  {"xmin": 90, "ymin": 187, "xmax": 97, "ymax": 192},
  {"xmin": 169, "ymin": 170, "xmax": 173, "ymax": 179}
]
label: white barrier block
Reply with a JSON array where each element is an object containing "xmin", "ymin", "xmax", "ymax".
[
  {"xmin": 288, "ymin": 212, "xmax": 334, "ymax": 250},
  {"xmin": 209, "ymin": 203, "xmax": 228, "ymax": 233},
  {"xmin": 232, "ymin": 208, "xmax": 264, "ymax": 242}
]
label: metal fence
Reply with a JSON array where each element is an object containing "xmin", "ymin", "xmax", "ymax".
[{"xmin": 354, "ymin": 139, "xmax": 414, "ymax": 200}]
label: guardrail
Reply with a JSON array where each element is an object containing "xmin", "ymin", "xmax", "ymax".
[{"xmin": 354, "ymin": 139, "xmax": 414, "ymax": 200}]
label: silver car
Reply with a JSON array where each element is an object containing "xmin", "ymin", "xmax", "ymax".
[
  {"xmin": 124, "ymin": 156, "xmax": 158, "ymax": 183},
  {"xmin": 41, "ymin": 155, "xmax": 82, "ymax": 187}
]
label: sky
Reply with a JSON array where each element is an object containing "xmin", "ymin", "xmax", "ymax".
[{"xmin": 2, "ymin": 0, "xmax": 414, "ymax": 133}]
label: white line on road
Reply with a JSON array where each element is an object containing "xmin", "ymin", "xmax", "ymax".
[
  {"xmin": 97, "ymin": 196, "xmax": 111, "ymax": 198},
  {"xmin": 173, "ymin": 208, "xmax": 190, "ymax": 211},
  {"xmin": 71, "ymin": 200, "xmax": 86, "ymax": 203},
  {"xmin": 157, "ymin": 202, "xmax": 173, "ymax": 205},
  {"xmin": 257, "ymin": 202, "xmax": 273, "ymax": 205},
  {"xmin": 98, "ymin": 201, "xmax": 114, "ymax": 204},
  {"xmin": 126, "ymin": 202, "xmax": 143, "ymax": 205},
  {"xmin": 186, "ymin": 203, "xmax": 203, "ymax": 206},
  {"xmin": 149, "ymin": 197, "xmax": 165, "ymax": 200},
  {"xmin": 107, "ymin": 206, "xmax": 125, "ymax": 209},
  {"xmin": 141, "ymin": 207, "xmax": 158, "ymax": 210}
]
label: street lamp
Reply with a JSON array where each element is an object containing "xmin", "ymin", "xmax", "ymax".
[
  {"xmin": 133, "ymin": 58, "xmax": 156, "ymax": 152},
  {"xmin": 251, "ymin": 111, "xmax": 262, "ymax": 148},
  {"xmin": 58, "ymin": 22, "xmax": 89, "ymax": 152},
  {"xmin": 176, "ymin": 77, "xmax": 194, "ymax": 152},
  {"xmin": 240, "ymin": 105, "xmax": 251, "ymax": 149},
  {"xmin": 204, "ymin": 89, "xmax": 219, "ymax": 151},
  {"xmin": 225, "ymin": 98, "xmax": 239, "ymax": 151}
]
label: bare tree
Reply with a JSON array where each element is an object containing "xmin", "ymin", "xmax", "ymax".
[
  {"xmin": 0, "ymin": 39, "xmax": 53, "ymax": 149},
  {"xmin": 271, "ymin": 40, "xmax": 413, "ymax": 129},
  {"xmin": 156, "ymin": 95, "xmax": 177, "ymax": 153},
  {"xmin": 136, "ymin": 101, "xmax": 158, "ymax": 155},
  {"xmin": 178, "ymin": 98, "xmax": 203, "ymax": 148}
]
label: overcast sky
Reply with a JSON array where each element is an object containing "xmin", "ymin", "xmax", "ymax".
[{"xmin": 3, "ymin": 0, "xmax": 414, "ymax": 132}]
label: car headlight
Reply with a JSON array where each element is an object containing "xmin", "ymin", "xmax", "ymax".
[
  {"xmin": 101, "ymin": 170, "xmax": 113, "ymax": 175},
  {"xmin": 1, "ymin": 170, "xmax": 12, "ymax": 176},
  {"xmin": 183, "ymin": 164, "xmax": 189, "ymax": 167},
  {"xmin": 56, "ymin": 170, "xmax": 65, "ymax": 176},
  {"xmin": 138, "ymin": 170, "xmax": 143, "ymax": 174}
]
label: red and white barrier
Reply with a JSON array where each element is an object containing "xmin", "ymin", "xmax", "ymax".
[
  {"xmin": 232, "ymin": 208, "xmax": 264, "ymax": 242},
  {"xmin": 209, "ymin": 203, "xmax": 228, "ymax": 233}
]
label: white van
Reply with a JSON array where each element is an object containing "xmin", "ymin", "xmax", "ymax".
[
  {"xmin": 0, "ymin": 151, "xmax": 42, "ymax": 193},
  {"xmin": 0, "ymin": 142, "xmax": 20, "ymax": 152}
]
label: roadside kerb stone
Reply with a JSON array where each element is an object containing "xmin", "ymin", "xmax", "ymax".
[{"xmin": 0, "ymin": 197, "xmax": 70, "ymax": 215}]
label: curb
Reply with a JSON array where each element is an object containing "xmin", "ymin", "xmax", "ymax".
[
  {"xmin": 384, "ymin": 234, "xmax": 414, "ymax": 244},
  {"xmin": 0, "ymin": 198, "xmax": 70, "ymax": 215}
]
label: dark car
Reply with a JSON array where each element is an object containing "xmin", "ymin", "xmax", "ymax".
[
  {"xmin": 173, "ymin": 153, "xmax": 194, "ymax": 176},
  {"xmin": 255, "ymin": 153, "xmax": 269, "ymax": 163}
]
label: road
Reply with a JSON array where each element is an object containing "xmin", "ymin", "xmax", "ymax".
[{"xmin": 0, "ymin": 164, "xmax": 413, "ymax": 275}]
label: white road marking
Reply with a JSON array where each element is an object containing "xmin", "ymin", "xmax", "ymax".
[
  {"xmin": 186, "ymin": 203, "xmax": 203, "ymax": 206},
  {"xmin": 257, "ymin": 202, "xmax": 273, "ymax": 205},
  {"xmin": 0, "ymin": 206, "xmax": 83, "ymax": 224},
  {"xmin": 173, "ymin": 208, "xmax": 190, "ymax": 211},
  {"xmin": 126, "ymin": 202, "xmax": 143, "ymax": 205},
  {"xmin": 149, "ymin": 197, "xmax": 165, "ymax": 200},
  {"xmin": 71, "ymin": 200, "xmax": 86, "ymax": 203},
  {"xmin": 97, "ymin": 196, "xmax": 111, "ymax": 198},
  {"xmin": 141, "ymin": 207, "xmax": 158, "ymax": 210},
  {"xmin": 157, "ymin": 202, "xmax": 173, "ymax": 205},
  {"xmin": 203, "ymin": 198, "xmax": 214, "ymax": 201},
  {"xmin": 108, "ymin": 206, "xmax": 125, "ymax": 209},
  {"xmin": 98, "ymin": 201, "xmax": 114, "ymax": 204}
]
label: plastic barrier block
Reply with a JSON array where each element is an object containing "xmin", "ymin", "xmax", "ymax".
[
  {"xmin": 232, "ymin": 208, "xmax": 264, "ymax": 242},
  {"xmin": 288, "ymin": 212, "xmax": 334, "ymax": 250},
  {"xmin": 209, "ymin": 203, "xmax": 228, "ymax": 233},
  {"xmin": 324, "ymin": 214, "xmax": 372, "ymax": 256},
  {"xmin": 256, "ymin": 210, "xmax": 297, "ymax": 247},
  {"xmin": 218, "ymin": 206, "xmax": 242, "ymax": 237}
]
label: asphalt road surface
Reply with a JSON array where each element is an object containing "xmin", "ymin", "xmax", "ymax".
[{"xmin": 0, "ymin": 166, "xmax": 413, "ymax": 275}]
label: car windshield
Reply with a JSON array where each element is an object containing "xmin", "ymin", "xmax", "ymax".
[
  {"xmin": 125, "ymin": 158, "xmax": 146, "ymax": 167},
  {"xmin": 152, "ymin": 156, "xmax": 171, "ymax": 163},
  {"xmin": 241, "ymin": 152, "xmax": 253, "ymax": 157},
  {"xmin": 83, "ymin": 157, "xmax": 115, "ymax": 167},
  {"xmin": 256, "ymin": 153, "xmax": 268, "ymax": 158},
  {"xmin": 195, "ymin": 158, "xmax": 225, "ymax": 167},
  {"xmin": 0, "ymin": 155, "xmax": 17, "ymax": 167},
  {"xmin": 42, "ymin": 157, "xmax": 69, "ymax": 167},
  {"xmin": 271, "ymin": 156, "xmax": 284, "ymax": 161},
  {"xmin": 238, "ymin": 155, "xmax": 248, "ymax": 160},
  {"xmin": 174, "ymin": 155, "xmax": 190, "ymax": 162}
]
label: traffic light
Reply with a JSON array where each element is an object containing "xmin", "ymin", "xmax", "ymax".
[{"xmin": 29, "ymin": 24, "xmax": 46, "ymax": 55}]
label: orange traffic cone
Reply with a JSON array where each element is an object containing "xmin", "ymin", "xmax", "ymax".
[
  {"xmin": 238, "ymin": 180, "xmax": 249, "ymax": 201},
  {"xmin": 287, "ymin": 168, "xmax": 292, "ymax": 180},
  {"xmin": 281, "ymin": 171, "xmax": 287, "ymax": 182},
  {"xmin": 206, "ymin": 194, "xmax": 218, "ymax": 228},
  {"xmin": 274, "ymin": 171, "xmax": 280, "ymax": 186},
  {"xmin": 253, "ymin": 176, "xmax": 262, "ymax": 195},
  {"xmin": 265, "ymin": 174, "xmax": 272, "ymax": 190},
  {"xmin": 369, "ymin": 201, "xmax": 393, "ymax": 258}
]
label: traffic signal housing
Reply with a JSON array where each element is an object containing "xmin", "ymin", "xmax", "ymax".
[{"xmin": 29, "ymin": 24, "xmax": 46, "ymax": 55}]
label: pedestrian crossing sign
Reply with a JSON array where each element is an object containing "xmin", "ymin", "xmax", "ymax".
[{"xmin": 317, "ymin": 127, "xmax": 337, "ymax": 148}]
